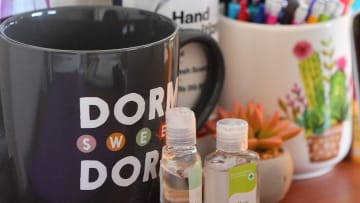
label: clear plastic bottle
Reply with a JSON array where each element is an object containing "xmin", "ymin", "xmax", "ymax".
[
  {"xmin": 160, "ymin": 107, "xmax": 202, "ymax": 203},
  {"xmin": 204, "ymin": 118, "xmax": 260, "ymax": 203}
]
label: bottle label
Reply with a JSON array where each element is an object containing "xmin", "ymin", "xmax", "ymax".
[
  {"xmin": 188, "ymin": 159, "xmax": 202, "ymax": 203},
  {"xmin": 228, "ymin": 163, "xmax": 257, "ymax": 203}
]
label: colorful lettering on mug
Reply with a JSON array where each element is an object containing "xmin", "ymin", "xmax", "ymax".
[
  {"xmin": 136, "ymin": 128, "xmax": 152, "ymax": 147},
  {"xmin": 77, "ymin": 79, "xmax": 177, "ymax": 191},
  {"xmin": 106, "ymin": 132, "xmax": 126, "ymax": 151},
  {"xmin": 79, "ymin": 78, "xmax": 178, "ymax": 128},
  {"xmin": 80, "ymin": 150, "xmax": 159, "ymax": 190},
  {"xmin": 76, "ymin": 135, "xmax": 96, "ymax": 153},
  {"xmin": 157, "ymin": 121, "xmax": 166, "ymax": 142}
]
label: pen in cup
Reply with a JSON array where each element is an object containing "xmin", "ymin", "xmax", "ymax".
[
  {"xmin": 238, "ymin": 0, "xmax": 250, "ymax": 21},
  {"xmin": 319, "ymin": 0, "xmax": 336, "ymax": 22},
  {"xmin": 254, "ymin": 3, "xmax": 266, "ymax": 23},
  {"xmin": 306, "ymin": 0, "xmax": 325, "ymax": 23},
  {"xmin": 281, "ymin": 0, "xmax": 299, "ymax": 24},
  {"xmin": 332, "ymin": 1, "xmax": 344, "ymax": 18},
  {"xmin": 266, "ymin": 0, "xmax": 282, "ymax": 24},
  {"xmin": 292, "ymin": 3, "xmax": 309, "ymax": 24},
  {"xmin": 224, "ymin": 0, "xmax": 349, "ymax": 25},
  {"xmin": 228, "ymin": 0, "xmax": 240, "ymax": 19}
]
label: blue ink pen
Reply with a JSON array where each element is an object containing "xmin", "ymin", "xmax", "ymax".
[
  {"xmin": 305, "ymin": 0, "xmax": 316, "ymax": 17},
  {"xmin": 319, "ymin": 0, "xmax": 336, "ymax": 22},
  {"xmin": 292, "ymin": 3, "xmax": 309, "ymax": 24},
  {"xmin": 228, "ymin": 0, "xmax": 241, "ymax": 19},
  {"xmin": 254, "ymin": 3, "xmax": 266, "ymax": 23},
  {"xmin": 306, "ymin": 0, "xmax": 325, "ymax": 23},
  {"xmin": 266, "ymin": 0, "xmax": 282, "ymax": 24}
]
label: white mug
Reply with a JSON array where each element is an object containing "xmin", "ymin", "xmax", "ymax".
[
  {"xmin": 219, "ymin": 14, "xmax": 353, "ymax": 179},
  {"xmin": 122, "ymin": 0, "xmax": 219, "ymax": 39}
]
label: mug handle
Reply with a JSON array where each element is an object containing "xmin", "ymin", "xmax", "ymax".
[{"xmin": 179, "ymin": 29, "xmax": 225, "ymax": 130}]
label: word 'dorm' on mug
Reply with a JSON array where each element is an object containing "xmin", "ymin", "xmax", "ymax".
[{"xmin": 78, "ymin": 78, "xmax": 178, "ymax": 190}]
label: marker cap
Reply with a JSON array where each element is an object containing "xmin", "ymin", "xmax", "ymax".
[{"xmin": 266, "ymin": 15, "xmax": 278, "ymax": 24}]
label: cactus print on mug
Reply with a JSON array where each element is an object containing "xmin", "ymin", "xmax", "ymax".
[{"xmin": 279, "ymin": 37, "xmax": 351, "ymax": 163}]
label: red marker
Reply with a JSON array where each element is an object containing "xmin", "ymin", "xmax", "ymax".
[
  {"xmin": 340, "ymin": 0, "xmax": 350, "ymax": 15},
  {"xmin": 237, "ymin": 0, "xmax": 250, "ymax": 21}
]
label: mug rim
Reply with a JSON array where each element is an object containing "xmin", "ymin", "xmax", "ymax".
[{"xmin": 0, "ymin": 5, "xmax": 179, "ymax": 54}]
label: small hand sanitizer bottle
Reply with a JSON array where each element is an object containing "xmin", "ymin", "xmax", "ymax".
[
  {"xmin": 160, "ymin": 107, "xmax": 202, "ymax": 203},
  {"xmin": 204, "ymin": 118, "xmax": 260, "ymax": 203}
]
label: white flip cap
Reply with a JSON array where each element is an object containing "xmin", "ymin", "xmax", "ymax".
[
  {"xmin": 165, "ymin": 107, "xmax": 196, "ymax": 147},
  {"xmin": 216, "ymin": 118, "xmax": 248, "ymax": 153}
]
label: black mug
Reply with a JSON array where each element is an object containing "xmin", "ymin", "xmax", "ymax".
[{"xmin": 0, "ymin": 6, "xmax": 224, "ymax": 203}]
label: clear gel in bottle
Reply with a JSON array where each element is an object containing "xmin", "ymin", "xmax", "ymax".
[
  {"xmin": 204, "ymin": 118, "xmax": 259, "ymax": 203},
  {"xmin": 160, "ymin": 107, "xmax": 202, "ymax": 203}
]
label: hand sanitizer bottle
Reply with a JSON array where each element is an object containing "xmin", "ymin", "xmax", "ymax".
[
  {"xmin": 204, "ymin": 118, "xmax": 259, "ymax": 203},
  {"xmin": 160, "ymin": 107, "xmax": 202, "ymax": 203}
]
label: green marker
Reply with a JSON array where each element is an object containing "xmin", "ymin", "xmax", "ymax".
[{"xmin": 319, "ymin": 0, "xmax": 336, "ymax": 22}]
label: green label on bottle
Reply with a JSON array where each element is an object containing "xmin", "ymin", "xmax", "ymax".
[
  {"xmin": 188, "ymin": 159, "xmax": 202, "ymax": 203},
  {"xmin": 228, "ymin": 163, "xmax": 257, "ymax": 202}
]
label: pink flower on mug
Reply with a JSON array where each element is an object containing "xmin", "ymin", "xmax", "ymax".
[
  {"xmin": 293, "ymin": 41, "xmax": 313, "ymax": 60},
  {"xmin": 336, "ymin": 56, "xmax": 346, "ymax": 71}
]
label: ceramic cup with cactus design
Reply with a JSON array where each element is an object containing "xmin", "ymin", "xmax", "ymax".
[{"xmin": 219, "ymin": 14, "xmax": 353, "ymax": 179}]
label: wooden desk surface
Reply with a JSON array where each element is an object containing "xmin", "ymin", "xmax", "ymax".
[{"xmin": 280, "ymin": 159, "xmax": 360, "ymax": 203}]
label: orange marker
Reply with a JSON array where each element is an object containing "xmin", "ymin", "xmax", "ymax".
[{"xmin": 306, "ymin": 0, "xmax": 325, "ymax": 24}]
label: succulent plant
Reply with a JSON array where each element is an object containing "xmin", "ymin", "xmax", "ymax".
[{"xmin": 205, "ymin": 101, "xmax": 302, "ymax": 159}]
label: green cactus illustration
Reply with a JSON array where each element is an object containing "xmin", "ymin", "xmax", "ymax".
[
  {"xmin": 298, "ymin": 52, "xmax": 326, "ymax": 110},
  {"xmin": 297, "ymin": 108, "xmax": 326, "ymax": 137},
  {"xmin": 291, "ymin": 40, "xmax": 329, "ymax": 136},
  {"xmin": 329, "ymin": 69, "xmax": 349, "ymax": 124},
  {"xmin": 288, "ymin": 38, "xmax": 350, "ymax": 162}
]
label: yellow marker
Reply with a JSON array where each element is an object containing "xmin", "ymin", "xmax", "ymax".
[{"xmin": 352, "ymin": 100, "xmax": 360, "ymax": 163}]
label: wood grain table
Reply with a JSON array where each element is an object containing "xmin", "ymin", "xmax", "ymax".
[{"xmin": 280, "ymin": 159, "xmax": 360, "ymax": 203}]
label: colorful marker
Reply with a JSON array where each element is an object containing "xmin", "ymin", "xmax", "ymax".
[
  {"xmin": 341, "ymin": 0, "xmax": 350, "ymax": 14},
  {"xmin": 228, "ymin": 0, "xmax": 240, "ymax": 19},
  {"xmin": 292, "ymin": 3, "xmax": 309, "ymax": 24},
  {"xmin": 254, "ymin": 3, "xmax": 266, "ymax": 23},
  {"xmin": 305, "ymin": 0, "xmax": 316, "ymax": 17},
  {"xmin": 319, "ymin": 0, "xmax": 336, "ymax": 22},
  {"xmin": 332, "ymin": 1, "xmax": 345, "ymax": 18},
  {"xmin": 281, "ymin": 0, "xmax": 299, "ymax": 24},
  {"xmin": 266, "ymin": 0, "xmax": 282, "ymax": 24},
  {"xmin": 248, "ymin": 5, "xmax": 259, "ymax": 21},
  {"xmin": 238, "ymin": 0, "xmax": 250, "ymax": 21},
  {"xmin": 306, "ymin": 0, "xmax": 325, "ymax": 23},
  {"xmin": 265, "ymin": 0, "xmax": 272, "ymax": 15}
]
